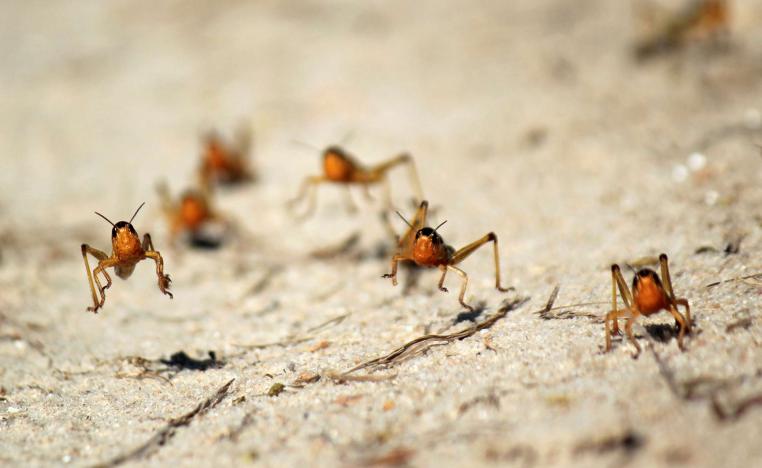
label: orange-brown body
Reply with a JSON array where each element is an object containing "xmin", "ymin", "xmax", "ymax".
[
  {"xmin": 179, "ymin": 193, "xmax": 211, "ymax": 231},
  {"xmin": 204, "ymin": 138, "xmax": 245, "ymax": 173},
  {"xmin": 206, "ymin": 138, "xmax": 227, "ymax": 169},
  {"xmin": 689, "ymin": 0, "xmax": 729, "ymax": 39},
  {"xmin": 633, "ymin": 274, "xmax": 669, "ymax": 316},
  {"xmin": 81, "ymin": 205, "xmax": 172, "ymax": 313},
  {"xmin": 199, "ymin": 130, "xmax": 253, "ymax": 187},
  {"xmin": 383, "ymin": 201, "xmax": 511, "ymax": 311},
  {"xmin": 289, "ymin": 145, "xmax": 422, "ymax": 221},
  {"xmin": 323, "ymin": 149, "xmax": 356, "ymax": 182},
  {"xmin": 112, "ymin": 223, "xmax": 144, "ymax": 278},
  {"xmin": 635, "ymin": 0, "xmax": 730, "ymax": 59},
  {"xmin": 157, "ymin": 182, "xmax": 223, "ymax": 244},
  {"xmin": 411, "ymin": 233, "xmax": 451, "ymax": 266},
  {"xmin": 604, "ymin": 255, "xmax": 691, "ymax": 357}
]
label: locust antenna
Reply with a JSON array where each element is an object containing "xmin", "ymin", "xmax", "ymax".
[
  {"xmin": 395, "ymin": 211, "xmax": 413, "ymax": 229},
  {"xmin": 129, "ymin": 202, "xmax": 146, "ymax": 224},
  {"xmin": 339, "ymin": 130, "xmax": 355, "ymax": 146},
  {"xmin": 94, "ymin": 212, "xmax": 115, "ymax": 227}
]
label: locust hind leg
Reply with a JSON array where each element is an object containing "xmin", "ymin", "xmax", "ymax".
[
  {"xmin": 610, "ymin": 264, "xmax": 634, "ymax": 335},
  {"xmin": 667, "ymin": 305, "xmax": 690, "ymax": 351},
  {"xmin": 81, "ymin": 244, "xmax": 114, "ymax": 313},
  {"xmin": 450, "ymin": 232, "xmax": 512, "ymax": 292},
  {"xmin": 287, "ymin": 176, "xmax": 327, "ymax": 220},
  {"xmin": 675, "ymin": 298, "xmax": 691, "ymax": 331},
  {"xmin": 659, "ymin": 253, "xmax": 692, "ymax": 331},
  {"xmin": 368, "ymin": 153, "xmax": 423, "ymax": 203}
]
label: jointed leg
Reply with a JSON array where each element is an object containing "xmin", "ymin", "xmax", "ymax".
[
  {"xmin": 447, "ymin": 265, "xmax": 473, "ymax": 311},
  {"xmin": 660, "ymin": 253, "xmax": 692, "ymax": 330},
  {"xmin": 437, "ymin": 265, "xmax": 448, "ymax": 292},
  {"xmin": 610, "ymin": 265, "xmax": 634, "ymax": 335},
  {"xmin": 380, "ymin": 210, "xmax": 399, "ymax": 243},
  {"xmin": 142, "ymin": 234, "xmax": 172, "ymax": 298},
  {"xmin": 155, "ymin": 186, "xmax": 182, "ymax": 246},
  {"xmin": 287, "ymin": 175, "xmax": 326, "ymax": 219},
  {"xmin": 155, "ymin": 181, "xmax": 175, "ymax": 216},
  {"xmin": 610, "ymin": 267, "xmax": 619, "ymax": 335},
  {"xmin": 380, "ymin": 176, "xmax": 392, "ymax": 210},
  {"xmin": 368, "ymin": 153, "xmax": 423, "ymax": 202},
  {"xmin": 141, "ymin": 233, "xmax": 155, "ymax": 252},
  {"xmin": 91, "ymin": 261, "xmax": 116, "ymax": 312},
  {"xmin": 451, "ymin": 232, "xmax": 511, "ymax": 292},
  {"xmin": 659, "ymin": 253, "xmax": 675, "ymax": 300},
  {"xmin": 624, "ymin": 316, "xmax": 642, "ymax": 358},
  {"xmin": 605, "ymin": 308, "xmax": 632, "ymax": 352},
  {"xmin": 612, "ymin": 264, "xmax": 634, "ymax": 307},
  {"xmin": 675, "ymin": 298, "xmax": 691, "ymax": 329},
  {"xmin": 382, "ymin": 254, "xmax": 407, "ymax": 286},
  {"xmin": 396, "ymin": 200, "xmax": 429, "ymax": 254},
  {"xmin": 81, "ymin": 244, "xmax": 112, "ymax": 313},
  {"xmin": 667, "ymin": 305, "xmax": 690, "ymax": 351},
  {"xmin": 404, "ymin": 155, "xmax": 423, "ymax": 202},
  {"xmin": 362, "ymin": 181, "xmax": 376, "ymax": 202},
  {"xmin": 343, "ymin": 186, "xmax": 358, "ymax": 213}
]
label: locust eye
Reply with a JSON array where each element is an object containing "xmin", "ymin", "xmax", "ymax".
[
  {"xmin": 633, "ymin": 268, "xmax": 661, "ymax": 290},
  {"xmin": 419, "ymin": 227, "xmax": 435, "ymax": 237},
  {"xmin": 112, "ymin": 221, "xmax": 137, "ymax": 238},
  {"xmin": 416, "ymin": 227, "xmax": 442, "ymax": 244},
  {"xmin": 324, "ymin": 146, "xmax": 347, "ymax": 160}
]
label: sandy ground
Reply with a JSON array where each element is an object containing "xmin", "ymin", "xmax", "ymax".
[{"xmin": 2, "ymin": 0, "xmax": 762, "ymax": 466}]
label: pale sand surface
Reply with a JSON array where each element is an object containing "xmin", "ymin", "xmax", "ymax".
[{"xmin": 1, "ymin": 1, "xmax": 762, "ymax": 467}]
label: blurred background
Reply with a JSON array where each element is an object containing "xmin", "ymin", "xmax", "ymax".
[{"xmin": 2, "ymin": 0, "xmax": 759, "ymax": 223}]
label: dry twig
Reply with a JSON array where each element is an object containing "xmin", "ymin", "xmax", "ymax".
[
  {"xmin": 235, "ymin": 312, "xmax": 350, "ymax": 349},
  {"xmin": 534, "ymin": 285, "xmax": 606, "ymax": 322},
  {"xmin": 706, "ymin": 272, "xmax": 762, "ymax": 288},
  {"xmin": 95, "ymin": 379, "xmax": 235, "ymax": 467},
  {"xmin": 334, "ymin": 295, "xmax": 531, "ymax": 378}
]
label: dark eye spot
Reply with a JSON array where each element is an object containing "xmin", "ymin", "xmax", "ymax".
[
  {"xmin": 324, "ymin": 146, "xmax": 347, "ymax": 160},
  {"xmin": 633, "ymin": 268, "xmax": 662, "ymax": 290},
  {"xmin": 419, "ymin": 227, "xmax": 435, "ymax": 237}
]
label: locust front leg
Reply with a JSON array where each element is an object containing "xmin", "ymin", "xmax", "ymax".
[
  {"xmin": 142, "ymin": 234, "xmax": 173, "ymax": 298},
  {"xmin": 382, "ymin": 254, "xmax": 408, "ymax": 286}
]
